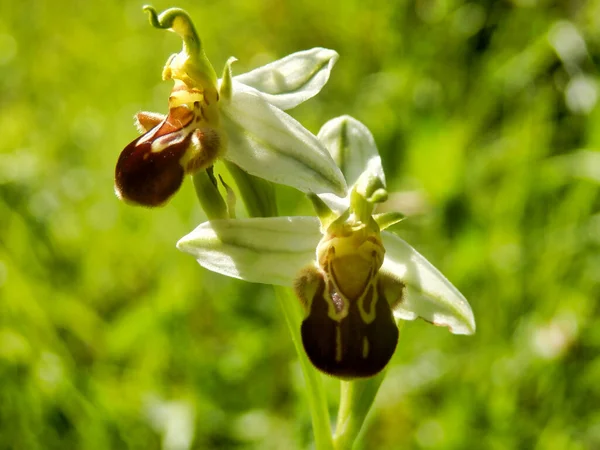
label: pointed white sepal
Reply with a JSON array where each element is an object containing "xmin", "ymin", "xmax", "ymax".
[
  {"xmin": 317, "ymin": 115, "xmax": 386, "ymax": 188},
  {"xmin": 176, "ymin": 217, "xmax": 321, "ymax": 286},
  {"xmin": 220, "ymin": 85, "xmax": 347, "ymax": 196},
  {"xmin": 380, "ymin": 232, "xmax": 476, "ymax": 335},
  {"xmin": 233, "ymin": 48, "xmax": 339, "ymax": 111}
]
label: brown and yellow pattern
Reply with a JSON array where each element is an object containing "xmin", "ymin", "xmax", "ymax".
[
  {"xmin": 115, "ymin": 87, "xmax": 222, "ymax": 207},
  {"xmin": 295, "ymin": 218, "xmax": 400, "ymax": 378}
]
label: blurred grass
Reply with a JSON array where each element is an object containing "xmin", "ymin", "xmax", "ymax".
[{"xmin": 1, "ymin": 0, "xmax": 600, "ymax": 449}]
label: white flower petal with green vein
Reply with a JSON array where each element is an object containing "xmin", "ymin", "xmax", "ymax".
[
  {"xmin": 220, "ymin": 86, "xmax": 347, "ymax": 196},
  {"xmin": 318, "ymin": 115, "xmax": 386, "ymax": 188},
  {"xmin": 380, "ymin": 232, "xmax": 476, "ymax": 335},
  {"xmin": 233, "ymin": 48, "xmax": 339, "ymax": 111},
  {"xmin": 176, "ymin": 217, "xmax": 321, "ymax": 286}
]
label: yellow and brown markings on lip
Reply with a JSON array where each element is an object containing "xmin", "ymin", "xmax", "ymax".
[
  {"xmin": 295, "ymin": 220, "xmax": 400, "ymax": 378},
  {"xmin": 115, "ymin": 85, "xmax": 222, "ymax": 207}
]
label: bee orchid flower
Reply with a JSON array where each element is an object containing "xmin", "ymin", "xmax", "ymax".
[
  {"xmin": 115, "ymin": 6, "xmax": 346, "ymax": 207},
  {"xmin": 177, "ymin": 116, "xmax": 475, "ymax": 378}
]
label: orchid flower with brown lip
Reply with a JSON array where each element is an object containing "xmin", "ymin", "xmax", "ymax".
[
  {"xmin": 115, "ymin": 6, "xmax": 346, "ymax": 207},
  {"xmin": 177, "ymin": 116, "xmax": 475, "ymax": 379}
]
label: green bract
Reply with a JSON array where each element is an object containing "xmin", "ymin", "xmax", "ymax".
[
  {"xmin": 115, "ymin": 7, "xmax": 346, "ymax": 208},
  {"xmin": 177, "ymin": 116, "xmax": 475, "ymax": 378}
]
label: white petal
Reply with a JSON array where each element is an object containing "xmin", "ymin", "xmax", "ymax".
[
  {"xmin": 317, "ymin": 115, "xmax": 385, "ymax": 188},
  {"xmin": 380, "ymin": 232, "xmax": 476, "ymax": 335},
  {"xmin": 220, "ymin": 87, "xmax": 347, "ymax": 196},
  {"xmin": 177, "ymin": 217, "xmax": 321, "ymax": 286},
  {"xmin": 233, "ymin": 48, "xmax": 339, "ymax": 110}
]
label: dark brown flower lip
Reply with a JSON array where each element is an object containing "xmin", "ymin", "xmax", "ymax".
[
  {"xmin": 298, "ymin": 268, "xmax": 398, "ymax": 379},
  {"xmin": 115, "ymin": 105, "xmax": 195, "ymax": 207}
]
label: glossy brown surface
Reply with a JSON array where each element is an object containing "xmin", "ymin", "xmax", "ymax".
[
  {"xmin": 115, "ymin": 106, "xmax": 194, "ymax": 207},
  {"xmin": 301, "ymin": 274, "xmax": 398, "ymax": 379}
]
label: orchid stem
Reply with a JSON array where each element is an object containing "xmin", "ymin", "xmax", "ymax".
[
  {"xmin": 224, "ymin": 161, "xmax": 277, "ymax": 217},
  {"xmin": 192, "ymin": 168, "xmax": 228, "ymax": 220},
  {"xmin": 230, "ymin": 170, "xmax": 332, "ymax": 448},
  {"xmin": 332, "ymin": 372, "xmax": 386, "ymax": 450},
  {"xmin": 275, "ymin": 287, "xmax": 334, "ymax": 450},
  {"xmin": 332, "ymin": 321, "xmax": 404, "ymax": 449}
]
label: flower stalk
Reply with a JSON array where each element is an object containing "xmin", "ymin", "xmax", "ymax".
[
  {"xmin": 333, "ymin": 371, "xmax": 387, "ymax": 449},
  {"xmin": 275, "ymin": 286, "xmax": 334, "ymax": 450},
  {"xmin": 192, "ymin": 168, "xmax": 228, "ymax": 220}
]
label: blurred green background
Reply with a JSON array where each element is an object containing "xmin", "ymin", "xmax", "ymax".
[{"xmin": 2, "ymin": 0, "xmax": 600, "ymax": 448}]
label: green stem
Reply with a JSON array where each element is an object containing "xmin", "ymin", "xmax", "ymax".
[
  {"xmin": 275, "ymin": 287, "xmax": 334, "ymax": 450},
  {"xmin": 224, "ymin": 161, "xmax": 277, "ymax": 217},
  {"xmin": 192, "ymin": 152, "xmax": 337, "ymax": 449},
  {"xmin": 227, "ymin": 166, "xmax": 332, "ymax": 449},
  {"xmin": 332, "ymin": 321, "xmax": 404, "ymax": 449},
  {"xmin": 332, "ymin": 371, "xmax": 387, "ymax": 450},
  {"xmin": 192, "ymin": 168, "xmax": 228, "ymax": 220}
]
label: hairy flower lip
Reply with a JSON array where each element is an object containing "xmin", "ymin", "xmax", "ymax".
[
  {"xmin": 297, "ymin": 264, "xmax": 399, "ymax": 378},
  {"xmin": 115, "ymin": 103, "xmax": 221, "ymax": 207},
  {"xmin": 115, "ymin": 107, "xmax": 194, "ymax": 207}
]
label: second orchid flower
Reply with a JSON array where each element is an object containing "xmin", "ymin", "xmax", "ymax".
[{"xmin": 178, "ymin": 116, "xmax": 475, "ymax": 378}]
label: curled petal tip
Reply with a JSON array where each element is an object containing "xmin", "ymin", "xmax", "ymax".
[
  {"xmin": 143, "ymin": 5, "xmax": 161, "ymax": 27},
  {"xmin": 143, "ymin": 5, "xmax": 189, "ymax": 29},
  {"xmin": 142, "ymin": 6, "xmax": 202, "ymax": 54},
  {"xmin": 220, "ymin": 57, "xmax": 238, "ymax": 100}
]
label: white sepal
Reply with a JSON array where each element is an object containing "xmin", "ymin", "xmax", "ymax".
[
  {"xmin": 176, "ymin": 217, "xmax": 321, "ymax": 286},
  {"xmin": 220, "ymin": 86, "xmax": 347, "ymax": 196},
  {"xmin": 317, "ymin": 115, "xmax": 386, "ymax": 189},
  {"xmin": 380, "ymin": 232, "xmax": 476, "ymax": 335},
  {"xmin": 233, "ymin": 48, "xmax": 339, "ymax": 110}
]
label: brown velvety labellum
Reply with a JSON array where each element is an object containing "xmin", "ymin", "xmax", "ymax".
[
  {"xmin": 301, "ymin": 276, "xmax": 398, "ymax": 379},
  {"xmin": 115, "ymin": 106, "xmax": 194, "ymax": 207}
]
